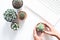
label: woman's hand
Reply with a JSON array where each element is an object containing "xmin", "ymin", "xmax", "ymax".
[
  {"xmin": 43, "ymin": 23, "xmax": 60, "ymax": 40},
  {"xmin": 33, "ymin": 27, "xmax": 44, "ymax": 40},
  {"xmin": 43, "ymin": 23, "xmax": 57, "ymax": 36}
]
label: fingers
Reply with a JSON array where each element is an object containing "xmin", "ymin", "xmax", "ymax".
[
  {"xmin": 42, "ymin": 22, "xmax": 53, "ymax": 30},
  {"xmin": 42, "ymin": 18, "xmax": 54, "ymax": 27},
  {"xmin": 36, "ymin": 22, "xmax": 51, "ymax": 31},
  {"xmin": 43, "ymin": 30, "xmax": 48, "ymax": 34},
  {"xmin": 33, "ymin": 26, "xmax": 45, "ymax": 40},
  {"xmin": 39, "ymin": 33, "xmax": 44, "ymax": 38},
  {"xmin": 43, "ymin": 30, "xmax": 51, "ymax": 35},
  {"xmin": 33, "ymin": 27, "xmax": 38, "ymax": 37},
  {"xmin": 33, "ymin": 27, "xmax": 44, "ymax": 37}
]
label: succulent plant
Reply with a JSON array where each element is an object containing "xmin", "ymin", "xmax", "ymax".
[
  {"xmin": 36, "ymin": 23, "xmax": 44, "ymax": 32},
  {"xmin": 11, "ymin": 22, "xmax": 19, "ymax": 30},
  {"xmin": 12, "ymin": 0, "xmax": 23, "ymax": 9},
  {"xmin": 18, "ymin": 11, "xmax": 26, "ymax": 20},
  {"xmin": 4, "ymin": 9, "xmax": 17, "ymax": 22}
]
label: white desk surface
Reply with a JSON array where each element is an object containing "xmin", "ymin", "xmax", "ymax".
[{"xmin": 0, "ymin": 0, "xmax": 60, "ymax": 40}]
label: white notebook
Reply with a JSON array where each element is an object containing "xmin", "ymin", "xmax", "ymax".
[
  {"xmin": 24, "ymin": 0, "xmax": 60, "ymax": 25},
  {"xmin": 38, "ymin": 0, "xmax": 60, "ymax": 16}
]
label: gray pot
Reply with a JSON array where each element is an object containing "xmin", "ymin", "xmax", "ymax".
[{"xmin": 12, "ymin": 0, "xmax": 23, "ymax": 9}]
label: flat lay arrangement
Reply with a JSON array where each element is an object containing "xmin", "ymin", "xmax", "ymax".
[
  {"xmin": 0, "ymin": 0, "xmax": 60, "ymax": 40},
  {"xmin": 3, "ymin": 0, "xmax": 27, "ymax": 31}
]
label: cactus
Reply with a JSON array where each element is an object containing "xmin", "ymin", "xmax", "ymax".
[
  {"xmin": 18, "ymin": 11, "xmax": 26, "ymax": 20},
  {"xmin": 12, "ymin": 0, "xmax": 23, "ymax": 9},
  {"xmin": 36, "ymin": 23, "xmax": 44, "ymax": 32},
  {"xmin": 4, "ymin": 9, "xmax": 17, "ymax": 22},
  {"xmin": 11, "ymin": 22, "xmax": 19, "ymax": 30}
]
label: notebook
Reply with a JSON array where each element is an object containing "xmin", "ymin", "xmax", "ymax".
[{"xmin": 24, "ymin": 0, "xmax": 60, "ymax": 26}]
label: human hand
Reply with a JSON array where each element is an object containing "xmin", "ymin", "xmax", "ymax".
[
  {"xmin": 33, "ymin": 27, "xmax": 44, "ymax": 40},
  {"xmin": 43, "ymin": 23, "xmax": 58, "ymax": 36},
  {"xmin": 43, "ymin": 23, "xmax": 60, "ymax": 40}
]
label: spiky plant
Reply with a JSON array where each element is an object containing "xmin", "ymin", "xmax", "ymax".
[
  {"xmin": 18, "ymin": 11, "xmax": 26, "ymax": 20},
  {"xmin": 12, "ymin": 0, "xmax": 23, "ymax": 9},
  {"xmin": 36, "ymin": 23, "xmax": 44, "ymax": 32},
  {"xmin": 11, "ymin": 22, "xmax": 19, "ymax": 30}
]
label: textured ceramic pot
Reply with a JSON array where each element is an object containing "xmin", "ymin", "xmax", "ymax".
[{"xmin": 12, "ymin": 0, "xmax": 23, "ymax": 9}]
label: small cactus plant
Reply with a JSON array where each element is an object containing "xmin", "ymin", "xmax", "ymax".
[
  {"xmin": 36, "ymin": 23, "xmax": 44, "ymax": 32},
  {"xmin": 4, "ymin": 9, "xmax": 17, "ymax": 22},
  {"xmin": 18, "ymin": 11, "xmax": 26, "ymax": 20},
  {"xmin": 11, "ymin": 22, "xmax": 19, "ymax": 30},
  {"xmin": 12, "ymin": 0, "xmax": 23, "ymax": 9}
]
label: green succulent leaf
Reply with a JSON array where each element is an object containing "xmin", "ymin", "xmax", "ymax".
[{"xmin": 4, "ymin": 9, "xmax": 17, "ymax": 22}]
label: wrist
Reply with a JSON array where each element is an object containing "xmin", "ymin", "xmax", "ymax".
[{"xmin": 55, "ymin": 32, "xmax": 60, "ymax": 40}]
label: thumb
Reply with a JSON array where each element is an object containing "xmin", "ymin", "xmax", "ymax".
[{"xmin": 43, "ymin": 30, "xmax": 51, "ymax": 35}]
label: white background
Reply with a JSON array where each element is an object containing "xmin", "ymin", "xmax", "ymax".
[{"xmin": 0, "ymin": 0, "xmax": 60, "ymax": 40}]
